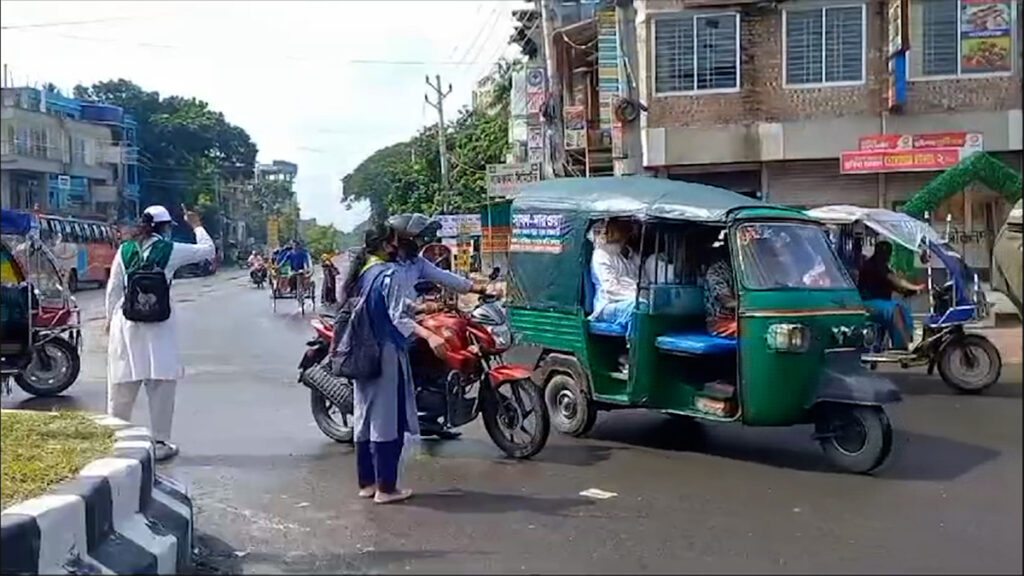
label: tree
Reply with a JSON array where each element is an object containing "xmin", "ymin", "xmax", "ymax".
[
  {"xmin": 341, "ymin": 59, "xmax": 514, "ymax": 218},
  {"xmin": 303, "ymin": 223, "xmax": 340, "ymax": 259},
  {"xmin": 73, "ymin": 79, "xmax": 259, "ymax": 221}
]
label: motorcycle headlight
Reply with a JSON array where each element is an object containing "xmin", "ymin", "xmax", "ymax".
[
  {"xmin": 766, "ymin": 323, "xmax": 811, "ymax": 353},
  {"xmin": 487, "ymin": 324, "xmax": 512, "ymax": 350}
]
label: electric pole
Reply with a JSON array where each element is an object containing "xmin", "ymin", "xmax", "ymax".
[
  {"xmin": 539, "ymin": 0, "xmax": 565, "ymax": 179},
  {"xmin": 425, "ymin": 74, "xmax": 453, "ymax": 205},
  {"xmin": 614, "ymin": 0, "xmax": 643, "ymax": 176}
]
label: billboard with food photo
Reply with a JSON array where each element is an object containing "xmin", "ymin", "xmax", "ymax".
[{"xmin": 960, "ymin": 0, "xmax": 1013, "ymax": 74}]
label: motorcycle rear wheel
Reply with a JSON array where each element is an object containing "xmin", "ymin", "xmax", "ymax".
[
  {"xmin": 482, "ymin": 378, "xmax": 550, "ymax": 459},
  {"xmin": 310, "ymin": 389, "xmax": 354, "ymax": 443}
]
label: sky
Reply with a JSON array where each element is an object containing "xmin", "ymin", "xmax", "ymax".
[{"xmin": 0, "ymin": 0, "xmax": 522, "ymax": 231}]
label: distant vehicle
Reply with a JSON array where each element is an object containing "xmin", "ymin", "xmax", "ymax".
[{"xmin": 37, "ymin": 214, "xmax": 119, "ymax": 292}]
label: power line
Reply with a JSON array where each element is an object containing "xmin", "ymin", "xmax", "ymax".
[
  {"xmin": 1, "ymin": 17, "xmax": 135, "ymax": 30},
  {"xmin": 5, "ymin": 28, "xmax": 507, "ymax": 67}
]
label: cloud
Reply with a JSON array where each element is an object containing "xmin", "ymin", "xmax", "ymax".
[{"xmin": 1, "ymin": 0, "xmax": 520, "ymax": 232}]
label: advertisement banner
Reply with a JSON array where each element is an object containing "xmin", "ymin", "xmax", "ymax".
[
  {"xmin": 486, "ymin": 163, "xmax": 542, "ymax": 197},
  {"xmin": 266, "ymin": 217, "xmax": 280, "ymax": 250},
  {"xmin": 840, "ymin": 148, "xmax": 965, "ymax": 174},
  {"xmin": 857, "ymin": 132, "xmax": 983, "ymax": 151},
  {"xmin": 960, "ymin": 0, "xmax": 1013, "ymax": 74},
  {"xmin": 437, "ymin": 214, "xmax": 482, "ymax": 238},
  {"xmin": 564, "ymin": 105, "xmax": 587, "ymax": 150}
]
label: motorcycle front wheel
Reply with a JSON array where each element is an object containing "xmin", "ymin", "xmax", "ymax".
[
  {"xmin": 310, "ymin": 389, "xmax": 354, "ymax": 443},
  {"xmin": 482, "ymin": 378, "xmax": 550, "ymax": 459}
]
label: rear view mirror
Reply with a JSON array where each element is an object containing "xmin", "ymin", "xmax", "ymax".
[{"xmin": 488, "ymin": 267, "xmax": 501, "ymax": 281}]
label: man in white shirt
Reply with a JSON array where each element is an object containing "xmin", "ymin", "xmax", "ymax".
[{"xmin": 589, "ymin": 219, "xmax": 640, "ymax": 335}]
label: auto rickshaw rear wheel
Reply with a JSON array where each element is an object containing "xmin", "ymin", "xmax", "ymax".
[
  {"xmin": 815, "ymin": 404, "xmax": 893, "ymax": 474},
  {"xmin": 544, "ymin": 373, "xmax": 597, "ymax": 437},
  {"xmin": 938, "ymin": 334, "xmax": 1001, "ymax": 394},
  {"xmin": 15, "ymin": 337, "xmax": 80, "ymax": 397}
]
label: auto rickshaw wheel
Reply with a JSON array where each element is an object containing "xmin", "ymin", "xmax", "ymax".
[
  {"xmin": 67, "ymin": 269, "xmax": 78, "ymax": 293},
  {"xmin": 15, "ymin": 337, "xmax": 80, "ymax": 397},
  {"xmin": 815, "ymin": 404, "xmax": 893, "ymax": 474},
  {"xmin": 544, "ymin": 373, "xmax": 597, "ymax": 437},
  {"xmin": 938, "ymin": 334, "xmax": 1001, "ymax": 394}
]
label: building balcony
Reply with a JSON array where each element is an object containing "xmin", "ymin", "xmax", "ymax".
[{"xmin": 1, "ymin": 138, "xmax": 64, "ymax": 174}]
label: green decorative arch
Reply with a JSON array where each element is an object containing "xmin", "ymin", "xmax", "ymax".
[
  {"xmin": 901, "ymin": 152, "xmax": 1022, "ymax": 218},
  {"xmin": 893, "ymin": 152, "xmax": 1023, "ymax": 274}
]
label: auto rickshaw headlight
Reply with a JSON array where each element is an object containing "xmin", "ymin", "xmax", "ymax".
[{"xmin": 766, "ymin": 323, "xmax": 811, "ymax": 353}]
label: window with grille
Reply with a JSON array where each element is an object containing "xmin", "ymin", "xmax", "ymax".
[
  {"xmin": 910, "ymin": 0, "xmax": 1017, "ymax": 78},
  {"xmin": 654, "ymin": 13, "xmax": 740, "ymax": 94},
  {"xmin": 785, "ymin": 4, "xmax": 865, "ymax": 86}
]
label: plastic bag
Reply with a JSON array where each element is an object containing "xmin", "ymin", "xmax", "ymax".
[{"xmin": 398, "ymin": 432, "xmax": 422, "ymax": 483}]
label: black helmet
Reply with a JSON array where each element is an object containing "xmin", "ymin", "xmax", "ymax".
[{"xmin": 387, "ymin": 213, "xmax": 441, "ymax": 242}]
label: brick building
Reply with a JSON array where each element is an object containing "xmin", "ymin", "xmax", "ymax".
[{"xmin": 634, "ymin": 0, "xmax": 1022, "ymax": 270}]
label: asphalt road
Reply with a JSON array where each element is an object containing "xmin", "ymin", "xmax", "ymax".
[{"xmin": 4, "ymin": 273, "xmax": 1022, "ymax": 574}]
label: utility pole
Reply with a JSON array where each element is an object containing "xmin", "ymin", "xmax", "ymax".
[
  {"xmin": 425, "ymin": 74, "xmax": 453, "ymax": 207},
  {"xmin": 539, "ymin": 0, "xmax": 565, "ymax": 179},
  {"xmin": 614, "ymin": 0, "xmax": 643, "ymax": 176}
]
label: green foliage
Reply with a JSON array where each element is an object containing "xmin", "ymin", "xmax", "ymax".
[
  {"xmin": 73, "ymin": 79, "xmax": 259, "ymax": 219},
  {"xmin": 902, "ymin": 152, "xmax": 1023, "ymax": 217},
  {"xmin": 303, "ymin": 223, "xmax": 340, "ymax": 259},
  {"xmin": 341, "ymin": 60, "xmax": 515, "ymax": 218}
]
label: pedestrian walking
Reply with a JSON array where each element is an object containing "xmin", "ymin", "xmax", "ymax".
[
  {"xmin": 321, "ymin": 255, "xmax": 338, "ymax": 307},
  {"xmin": 339, "ymin": 225, "xmax": 446, "ymax": 504},
  {"xmin": 104, "ymin": 205, "xmax": 215, "ymax": 461}
]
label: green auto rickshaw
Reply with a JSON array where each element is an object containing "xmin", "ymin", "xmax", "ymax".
[{"xmin": 506, "ymin": 177, "xmax": 901, "ymax": 474}]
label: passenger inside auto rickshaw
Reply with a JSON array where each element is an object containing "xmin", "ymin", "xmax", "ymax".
[{"xmin": 857, "ymin": 240, "xmax": 924, "ymax": 350}]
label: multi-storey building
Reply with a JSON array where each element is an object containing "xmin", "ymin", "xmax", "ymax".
[
  {"xmin": 0, "ymin": 86, "xmax": 140, "ymax": 221},
  {"xmin": 629, "ymin": 0, "xmax": 1022, "ymax": 272}
]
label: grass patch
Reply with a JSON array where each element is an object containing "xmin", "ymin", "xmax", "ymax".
[{"xmin": 1, "ymin": 410, "xmax": 115, "ymax": 510}]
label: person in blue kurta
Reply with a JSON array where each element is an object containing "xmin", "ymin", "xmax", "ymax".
[{"xmin": 343, "ymin": 225, "xmax": 448, "ymax": 504}]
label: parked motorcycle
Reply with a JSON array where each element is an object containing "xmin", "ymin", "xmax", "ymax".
[{"xmin": 297, "ymin": 270, "xmax": 550, "ymax": 459}]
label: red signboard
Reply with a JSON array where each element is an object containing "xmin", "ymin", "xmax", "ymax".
[
  {"xmin": 857, "ymin": 132, "xmax": 982, "ymax": 151},
  {"xmin": 841, "ymin": 148, "xmax": 964, "ymax": 174}
]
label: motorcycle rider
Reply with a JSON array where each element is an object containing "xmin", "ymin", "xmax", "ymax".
[
  {"xmin": 384, "ymin": 213, "xmax": 500, "ymax": 438},
  {"xmin": 247, "ymin": 250, "xmax": 267, "ymax": 284}
]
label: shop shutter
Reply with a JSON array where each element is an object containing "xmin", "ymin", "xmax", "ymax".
[
  {"xmin": 766, "ymin": 160, "xmax": 878, "ymax": 208},
  {"xmin": 885, "ymin": 172, "xmax": 938, "ymax": 210}
]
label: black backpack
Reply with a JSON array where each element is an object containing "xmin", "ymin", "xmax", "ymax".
[{"xmin": 121, "ymin": 239, "xmax": 173, "ymax": 323}]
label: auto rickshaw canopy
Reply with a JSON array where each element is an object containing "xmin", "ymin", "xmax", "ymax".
[{"xmin": 507, "ymin": 177, "xmax": 803, "ymax": 311}]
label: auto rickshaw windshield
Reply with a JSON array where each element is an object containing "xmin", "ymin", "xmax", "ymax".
[{"xmin": 735, "ymin": 222, "xmax": 853, "ymax": 290}]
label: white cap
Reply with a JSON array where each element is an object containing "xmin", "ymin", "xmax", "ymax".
[{"xmin": 143, "ymin": 205, "xmax": 174, "ymax": 224}]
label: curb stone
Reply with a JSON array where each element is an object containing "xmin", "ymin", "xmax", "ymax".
[{"xmin": 1, "ymin": 414, "xmax": 194, "ymax": 575}]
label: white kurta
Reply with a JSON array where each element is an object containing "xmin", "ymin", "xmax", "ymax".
[{"xmin": 105, "ymin": 228, "xmax": 215, "ymax": 384}]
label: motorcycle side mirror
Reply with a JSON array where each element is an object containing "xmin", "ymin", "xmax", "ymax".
[{"xmin": 488, "ymin": 266, "xmax": 501, "ymax": 281}]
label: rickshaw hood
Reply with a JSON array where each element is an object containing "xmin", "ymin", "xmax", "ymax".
[{"xmin": 805, "ymin": 205, "xmax": 943, "ymax": 252}]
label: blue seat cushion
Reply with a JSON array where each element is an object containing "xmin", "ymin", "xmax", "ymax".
[
  {"xmin": 655, "ymin": 332, "xmax": 737, "ymax": 355},
  {"xmin": 589, "ymin": 321, "xmax": 628, "ymax": 337}
]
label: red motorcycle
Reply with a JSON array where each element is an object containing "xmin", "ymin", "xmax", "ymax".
[{"xmin": 297, "ymin": 273, "xmax": 549, "ymax": 459}]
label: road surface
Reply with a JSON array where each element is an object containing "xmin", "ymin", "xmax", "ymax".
[{"xmin": 4, "ymin": 274, "xmax": 1021, "ymax": 574}]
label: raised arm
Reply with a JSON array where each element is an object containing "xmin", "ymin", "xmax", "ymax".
[
  {"xmin": 416, "ymin": 257, "xmax": 474, "ymax": 293},
  {"xmin": 167, "ymin": 209, "xmax": 215, "ymax": 271}
]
